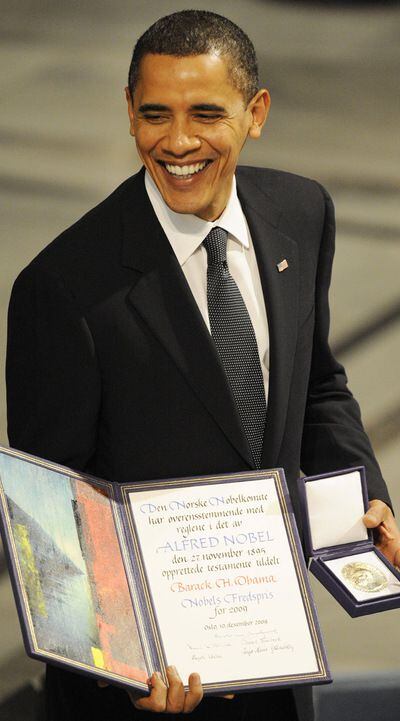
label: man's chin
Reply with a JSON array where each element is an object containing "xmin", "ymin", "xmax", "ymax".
[
  {"xmin": 148, "ymin": 161, "xmax": 223, "ymax": 218},
  {"xmin": 159, "ymin": 189, "xmax": 210, "ymax": 218}
]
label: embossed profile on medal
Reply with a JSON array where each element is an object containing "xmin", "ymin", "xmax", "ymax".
[{"xmin": 341, "ymin": 562, "xmax": 388, "ymax": 594}]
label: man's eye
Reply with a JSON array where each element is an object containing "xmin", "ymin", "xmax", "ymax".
[
  {"xmin": 143, "ymin": 115, "xmax": 167, "ymax": 123},
  {"xmin": 194, "ymin": 114, "xmax": 222, "ymax": 121}
]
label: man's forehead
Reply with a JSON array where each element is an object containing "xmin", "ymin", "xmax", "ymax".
[
  {"xmin": 137, "ymin": 52, "xmax": 231, "ymax": 85},
  {"xmin": 134, "ymin": 53, "xmax": 241, "ymax": 104}
]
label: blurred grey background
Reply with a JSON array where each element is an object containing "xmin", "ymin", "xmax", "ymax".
[{"xmin": 1, "ymin": 1, "xmax": 399, "ymax": 719}]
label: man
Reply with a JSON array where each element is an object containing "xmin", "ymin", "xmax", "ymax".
[{"xmin": 6, "ymin": 9, "xmax": 400, "ymax": 721}]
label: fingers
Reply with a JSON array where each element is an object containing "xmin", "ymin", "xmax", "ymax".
[
  {"xmin": 97, "ymin": 679, "xmax": 109, "ymax": 688},
  {"xmin": 128, "ymin": 667, "xmax": 203, "ymax": 714},
  {"xmin": 363, "ymin": 500, "xmax": 389, "ymax": 528},
  {"xmin": 183, "ymin": 672, "xmax": 204, "ymax": 714},
  {"xmin": 364, "ymin": 500, "xmax": 400, "ymax": 568},
  {"xmin": 130, "ymin": 672, "xmax": 167, "ymax": 713},
  {"xmin": 165, "ymin": 666, "xmax": 185, "ymax": 713}
]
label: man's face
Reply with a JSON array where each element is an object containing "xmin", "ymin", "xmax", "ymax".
[{"xmin": 126, "ymin": 53, "xmax": 270, "ymax": 220}]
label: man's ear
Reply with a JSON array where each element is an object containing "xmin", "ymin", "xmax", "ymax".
[
  {"xmin": 248, "ymin": 89, "xmax": 270, "ymax": 140},
  {"xmin": 125, "ymin": 86, "xmax": 135, "ymax": 137}
]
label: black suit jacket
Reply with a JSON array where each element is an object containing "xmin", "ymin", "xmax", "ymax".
[{"xmin": 6, "ymin": 166, "xmax": 391, "ymax": 720}]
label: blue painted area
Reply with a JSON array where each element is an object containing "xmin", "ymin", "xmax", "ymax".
[
  {"xmin": 0, "ymin": 454, "xmax": 85, "ymax": 571},
  {"xmin": 0, "ymin": 453, "xmax": 98, "ymax": 664}
]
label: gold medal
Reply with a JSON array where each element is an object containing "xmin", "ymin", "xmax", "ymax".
[{"xmin": 341, "ymin": 561, "xmax": 388, "ymax": 593}]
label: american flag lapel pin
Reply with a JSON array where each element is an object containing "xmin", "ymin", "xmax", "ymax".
[{"xmin": 277, "ymin": 259, "xmax": 289, "ymax": 273}]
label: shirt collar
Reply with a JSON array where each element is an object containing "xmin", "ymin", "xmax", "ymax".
[{"xmin": 144, "ymin": 169, "xmax": 250, "ymax": 267}]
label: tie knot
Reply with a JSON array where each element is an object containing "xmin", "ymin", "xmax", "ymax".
[{"xmin": 203, "ymin": 227, "xmax": 228, "ymax": 266}]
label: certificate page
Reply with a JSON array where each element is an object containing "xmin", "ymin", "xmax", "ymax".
[{"xmin": 128, "ymin": 476, "xmax": 322, "ymax": 687}]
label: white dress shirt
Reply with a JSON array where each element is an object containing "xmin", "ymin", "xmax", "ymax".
[{"xmin": 144, "ymin": 170, "xmax": 270, "ymax": 402}]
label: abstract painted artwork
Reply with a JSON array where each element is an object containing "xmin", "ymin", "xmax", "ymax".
[{"xmin": 0, "ymin": 451, "xmax": 148, "ymax": 685}]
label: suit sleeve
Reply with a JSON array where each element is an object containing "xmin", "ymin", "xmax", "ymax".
[
  {"xmin": 6, "ymin": 264, "xmax": 101, "ymax": 470},
  {"xmin": 300, "ymin": 183, "xmax": 392, "ymax": 507}
]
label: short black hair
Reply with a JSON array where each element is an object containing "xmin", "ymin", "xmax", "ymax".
[{"xmin": 128, "ymin": 10, "xmax": 259, "ymax": 104}]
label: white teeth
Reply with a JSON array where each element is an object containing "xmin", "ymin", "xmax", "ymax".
[{"xmin": 164, "ymin": 161, "xmax": 208, "ymax": 177}]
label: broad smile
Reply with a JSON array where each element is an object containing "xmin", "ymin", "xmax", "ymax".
[{"xmin": 156, "ymin": 159, "xmax": 213, "ymax": 182}]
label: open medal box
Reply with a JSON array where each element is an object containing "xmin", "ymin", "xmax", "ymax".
[{"xmin": 298, "ymin": 467, "xmax": 400, "ymax": 617}]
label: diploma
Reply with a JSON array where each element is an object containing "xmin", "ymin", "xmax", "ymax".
[
  {"xmin": 122, "ymin": 470, "xmax": 330, "ymax": 692},
  {"xmin": 0, "ymin": 446, "xmax": 330, "ymax": 694}
]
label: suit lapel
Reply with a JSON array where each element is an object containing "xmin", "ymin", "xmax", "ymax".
[
  {"xmin": 237, "ymin": 171, "xmax": 299, "ymax": 467},
  {"xmin": 121, "ymin": 171, "xmax": 254, "ymax": 467},
  {"xmin": 121, "ymin": 168, "xmax": 300, "ymax": 470}
]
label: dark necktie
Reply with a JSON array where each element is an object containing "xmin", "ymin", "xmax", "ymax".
[{"xmin": 203, "ymin": 227, "xmax": 266, "ymax": 468}]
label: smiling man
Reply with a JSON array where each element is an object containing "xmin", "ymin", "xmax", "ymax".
[
  {"xmin": 6, "ymin": 9, "xmax": 400, "ymax": 721},
  {"xmin": 126, "ymin": 51, "xmax": 268, "ymax": 220}
]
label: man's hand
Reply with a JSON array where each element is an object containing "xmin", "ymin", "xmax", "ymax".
[
  {"xmin": 128, "ymin": 666, "xmax": 203, "ymax": 714},
  {"xmin": 363, "ymin": 500, "xmax": 400, "ymax": 568}
]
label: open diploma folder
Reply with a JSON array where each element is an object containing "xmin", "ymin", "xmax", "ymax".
[{"xmin": 0, "ymin": 446, "xmax": 330, "ymax": 695}]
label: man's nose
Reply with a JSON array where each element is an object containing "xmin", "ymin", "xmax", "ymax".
[{"xmin": 161, "ymin": 119, "xmax": 201, "ymax": 156}]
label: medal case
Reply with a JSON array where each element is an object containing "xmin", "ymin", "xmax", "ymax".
[{"xmin": 298, "ymin": 467, "xmax": 400, "ymax": 617}]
